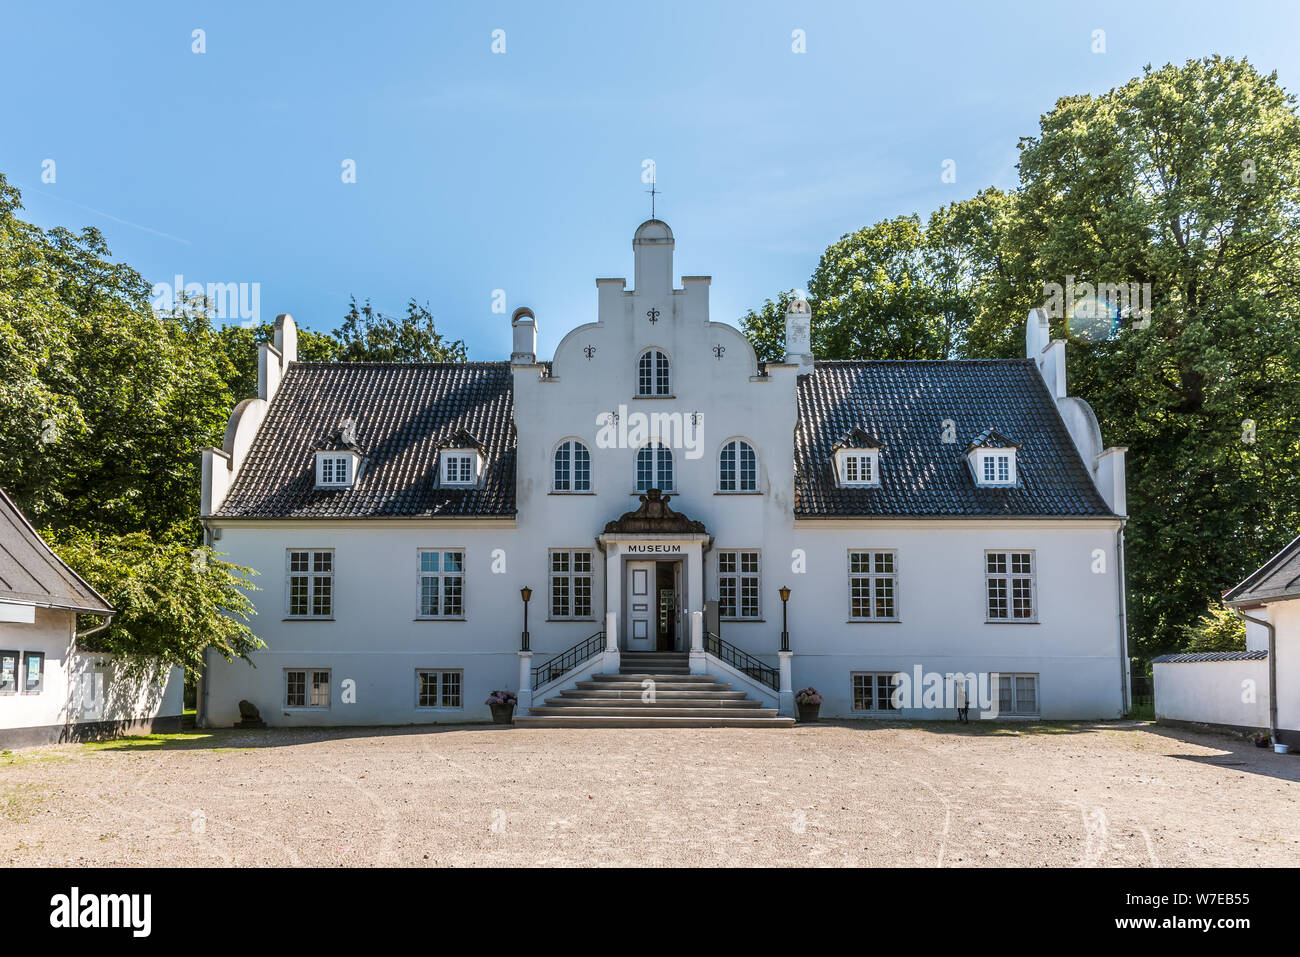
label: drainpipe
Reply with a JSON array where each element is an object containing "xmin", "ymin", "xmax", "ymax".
[
  {"xmin": 75, "ymin": 613, "xmax": 114, "ymax": 642},
  {"xmin": 1116, "ymin": 524, "xmax": 1130, "ymax": 714},
  {"xmin": 198, "ymin": 520, "xmax": 213, "ymax": 729},
  {"xmin": 1237, "ymin": 608, "xmax": 1277, "ymax": 745}
]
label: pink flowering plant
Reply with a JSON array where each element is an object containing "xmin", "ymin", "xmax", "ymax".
[
  {"xmin": 795, "ymin": 687, "xmax": 822, "ymax": 706},
  {"xmin": 485, "ymin": 690, "xmax": 517, "ymax": 707}
]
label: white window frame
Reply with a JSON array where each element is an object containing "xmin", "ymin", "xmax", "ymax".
[
  {"xmin": 848, "ymin": 549, "xmax": 899, "ymax": 621},
  {"xmin": 440, "ymin": 450, "xmax": 480, "ymax": 487},
  {"xmin": 549, "ymin": 549, "xmax": 595, "ymax": 620},
  {"xmin": 315, "ymin": 452, "xmax": 356, "ymax": 488},
  {"xmin": 985, "ymin": 550, "xmax": 1037, "ymax": 622},
  {"xmin": 972, "ymin": 449, "xmax": 1017, "ymax": 486},
  {"xmin": 996, "ymin": 672, "xmax": 1040, "ymax": 715},
  {"xmin": 552, "ymin": 439, "xmax": 593, "ymax": 493},
  {"xmin": 286, "ymin": 549, "xmax": 334, "ymax": 619},
  {"xmin": 851, "ymin": 672, "xmax": 902, "ymax": 713},
  {"xmin": 417, "ymin": 549, "xmax": 466, "ymax": 619},
  {"xmin": 836, "ymin": 449, "xmax": 880, "ymax": 487},
  {"xmin": 635, "ymin": 442, "xmax": 675, "ymax": 492},
  {"xmin": 717, "ymin": 549, "xmax": 762, "ymax": 620},
  {"xmin": 414, "ymin": 669, "xmax": 464, "ymax": 710},
  {"xmin": 636, "ymin": 348, "xmax": 672, "ymax": 397},
  {"xmin": 718, "ymin": 438, "xmax": 759, "ymax": 493},
  {"xmin": 284, "ymin": 668, "xmax": 331, "ymax": 709}
]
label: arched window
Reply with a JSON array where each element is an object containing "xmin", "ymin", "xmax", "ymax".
[
  {"xmin": 637, "ymin": 349, "xmax": 671, "ymax": 396},
  {"xmin": 719, "ymin": 439, "xmax": 757, "ymax": 492},
  {"xmin": 554, "ymin": 439, "xmax": 591, "ymax": 492},
  {"xmin": 636, "ymin": 442, "xmax": 674, "ymax": 491}
]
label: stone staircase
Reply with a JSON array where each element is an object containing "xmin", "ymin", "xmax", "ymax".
[{"xmin": 513, "ymin": 652, "xmax": 794, "ymax": 728}]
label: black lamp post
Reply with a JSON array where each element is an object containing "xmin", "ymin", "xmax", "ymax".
[
  {"xmin": 520, "ymin": 586, "xmax": 532, "ymax": 652},
  {"xmin": 779, "ymin": 586, "xmax": 791, "ymax": 652}
]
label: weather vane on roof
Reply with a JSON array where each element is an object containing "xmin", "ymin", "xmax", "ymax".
[{"xmin": 646, "ymin": 175, "xmax": 660, "ymax": 219}]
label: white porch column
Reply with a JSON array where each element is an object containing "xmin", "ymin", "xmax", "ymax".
[
  {"xmin": 689, "ymin": 609, "xmax": 706, "ymax": 675},
  {"xmin": 516, "ymin": 651, "xmax": 533, "ymax": 716},
  {"xmin": 603, "ymin": 610, "xmax": 620, "ymax": 672},
  {"xmin": 778, "ymin": 651, "xmax": 794, "ymax": 717}
]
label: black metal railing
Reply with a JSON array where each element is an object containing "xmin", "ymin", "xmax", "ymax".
[
  {"xmin": 703, "ymin": 632, "xmax": 780, "ymax": 691},
  {"xmin": 532, "ymin": 631, "xmax": 606, "ymax": 689}
]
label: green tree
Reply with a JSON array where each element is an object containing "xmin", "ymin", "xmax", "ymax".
[
  {"xmin": 334, "ymin": 297, "xmax": 467, "ymax": 362},
  {"xmin": 216, "ymin": 320, "xmax": 341, "ymax": 401},
  {"xmin": 1179, "ymin": 601, "xmax": 1247, "ymax": 653}
]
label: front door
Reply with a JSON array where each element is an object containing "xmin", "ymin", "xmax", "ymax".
[{"xmin": 625, "ymin": 560, "xmax": 656, "ymax": 651}]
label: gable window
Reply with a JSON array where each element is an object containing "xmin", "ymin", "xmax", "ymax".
[
  {"xmin": 0, "ymin": 650, "xmax": 17, "ymax": 694},
  {"xmin": 997, "ymin": 673, "xmax": 1040, "ymax": 714},
  {"xmin": 718, "ymin": 440, "xmax": 758, "ymax": 492},
  {"xmin": 986, "ymin": 551, "xmax": 1035, "ymax": 621},
  {"xmin": 636, "ymin": 442, "xmax": 674, "ymax": 491},
  {"xmin": 419, "ymin": 549, "xmax": 465, "ymax": 618},
  {"xmin": 975, "ymin": 451, "xmax": 1015, "ymax": 485},
  {"xmin": 848, "ymin": 550, "xmax": 898, "ymax": 621},
  {"xmin": 441, "ymin": 451, "xmax": 478, "ymax": 486},
  {"xmin": 550, "ymin": 550, "xmax": 594, "ymax": 619},
  {"xmin": 416, "ymin": 669, "xmax": 462, "ymax": 709},
  {"xmin": 553, "ymin": 440, "xmax": 592, "ymax": 492},
  {"xmin": 637, "ymin": 349, "xmax": 671, "ymax": 397},
  {"xmin": 718, "ymin": 550, "xmax": 761, "ymax": 619},
  {"xmin": 286, "ymin": 550, "xmax": 333, "ymax": 618},
  {"xmin": 852, "ymin": 672, "xmax": 901, "ymax": 712},
  {"xmin": 835, "ymin": 449, "xmax": 880, "ymax": 487},
  {"xmin": 285, "ymin": 669, "xmax": 330, "ymax": 708},
  {"xmin": 315, "ymin": 452, "xmax": 355, "ymax": 488}
]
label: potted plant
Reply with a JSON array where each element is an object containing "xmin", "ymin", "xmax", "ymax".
[
  {"xmin": 485, "ymin": 690, "xmax": 517, "ymax": 725},
  {"xmin": 795, "ymin": 687, "xmax": 822, "ymax": 723}
]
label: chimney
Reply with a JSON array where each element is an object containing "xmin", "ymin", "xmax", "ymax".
[
  {"xmin": 784, "ymin": 298, "xmax": 814, "ymax": 369},
  {"xmin": 1026, "ymin": 308, "xmax": 1066, "ymax": 398},
  {"xmin": 633, "ymin": 219, "xmax": 674, "ymax": 295},
  {"xmin": 273, "ymin": 313, "xmax": 298, "ymax": 364},
  {"xmin": 511, "ymin": 306, "xmax": 537, "ymax": 365}
]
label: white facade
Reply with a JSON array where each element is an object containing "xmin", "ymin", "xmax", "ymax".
[{"xmin": 201, "ymin": 220, "xmax": 1129, "ymax": 726}]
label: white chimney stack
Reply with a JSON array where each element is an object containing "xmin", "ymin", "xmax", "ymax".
[
  {"xmin": 511, "ymin": 306, "xmax": 537, "ymax": 365},
  {"xmin": 784, "ymin": 298, "xmax": 813, "ymax": 369}
]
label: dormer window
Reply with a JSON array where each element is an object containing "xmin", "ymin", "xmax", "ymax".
[
  {"xmin": 832, "ymin": 428, "xmax": 882, "ymax": 488},
  {"xmin": 441, "ymin": 450, "xmax": 481, "ymax": 486},
  {"xmin": 967, "ymin": 429, "xmax": 1020, "ymax": 487},
  {"xmin": 315, "ymin": 452, "xmax": 358, "ymax": 488}
]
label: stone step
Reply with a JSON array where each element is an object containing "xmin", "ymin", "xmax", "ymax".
[
  {"xmin": 527, "ymin": 705, "xmax": 783, "ymax": 718},
  {"xmin": 575, "ymin": 680, "xmax": 734, "ymax": 692},
  {"xmin": 514, "ymin": 715, "xmax": 796, "ymax": 728},
  {"xmin": 599, "ymin": 672, "xmax": 711, "ymax": 682},
  {"xmin": 560, "ymin": 688, "xmax": 748, "ymax": 700},
  {"xmin": 545, "ymin": 696, "xmax": 765, "ymax": 709}
]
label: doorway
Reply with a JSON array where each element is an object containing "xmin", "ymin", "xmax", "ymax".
[
  {"xmin": 624, "ymin": 558, "xmax": 683, "ymax": 651},
  {"xmin": 655, "ymin": 561, "xmax": 679, "ymax": 651}
]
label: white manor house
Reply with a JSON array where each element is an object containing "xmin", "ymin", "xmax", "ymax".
[{"xmin": 199, "ymin": 219, "xmax": 1131, "ymax": 727}]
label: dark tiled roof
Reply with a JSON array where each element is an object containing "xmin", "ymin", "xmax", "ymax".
[
  {"xmin": 1223, "ymin": 532, "xmax": 1300, "ymax": 605},
  {"xmin": 0, "ymin": 488, "xmax": 113, "ymax": 614},
  {"xmin": 794, "ymin": 360, "xmax": 1114, "ymax": 518},
  {"xmin": 215, "ymin": 363, "xmax": 515, "ymax": 519},
  {"xmin": 1152, "ymin": 650, "xmax": 1269, "ymax": 663}
]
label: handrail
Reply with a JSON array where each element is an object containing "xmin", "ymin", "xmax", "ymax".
[
  {"xmin": 703, "ymin": 632, "xmax": 779, "ymax": 691},
  {"xmin": 532, "ymin": 630, "xmax": 606, "ymax": 689}
]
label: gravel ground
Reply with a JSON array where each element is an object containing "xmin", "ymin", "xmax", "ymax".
[{"xmin": 1, "ymin": 720, "xmax": 1297, "ymax": 867}]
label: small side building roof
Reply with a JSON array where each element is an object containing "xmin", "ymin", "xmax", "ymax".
[{"xmin": 0, "ymin": 488, "xmax": 113, "ymax": 615}]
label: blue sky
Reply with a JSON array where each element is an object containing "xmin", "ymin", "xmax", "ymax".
[{"xmin": 3, "ymin": 1, "xmax": 1297, "ymax": 359}]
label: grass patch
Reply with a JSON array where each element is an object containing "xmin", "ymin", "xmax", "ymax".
[
  {"xmin": 0, "ymin": 749, "xmax": 69, "ymax": 768},
  {"xmin": 82, "ymin": 731, "xmax": 252, "ymax": 753}
]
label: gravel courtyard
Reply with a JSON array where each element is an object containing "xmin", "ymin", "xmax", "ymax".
[{"xmin": 2, "ymin": 720, "xmax": 1297, "ymax": 867}]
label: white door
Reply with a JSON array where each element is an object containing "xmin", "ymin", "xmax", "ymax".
[{"xmin": 625, "ymin": 561, "xmax": 656, "ymax": 651}]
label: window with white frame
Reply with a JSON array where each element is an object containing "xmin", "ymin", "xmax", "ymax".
[
  {"xmin": 315, "ymin": 452, "xmax": 355, "ymax": 488},
  {"xmin": 637, "ymin": 349, "xmax": 671, "ymax": 396},
  {"xmin": 285, "ymin": 669, "xmax": 331, "ymax": 708},
  {"xmin": 418, "ymin": 550, "xmax": 465, "ymax": 618},
  {"xmin": 986, "ymin": 551, "xmax": 1035, "ymax": 621},
  {"xmin": 416, "ymin": 669, "xmax": 462, "ymax": 709},
  {"xmin": 973, "ymin": 450, "xmax": 1016, "ymax": 486},
  {"xmin": 848, "ymin": 550, "xmax": 898, "ymax": 620},
  {"xmin": 635, "ymin": 442, "xmax": 674, "ymax": 491},
  {"xmin": 550, "ymin": 549, "xmax": 594, "ymax": 619},
  {"xmin": 441, "ymin": 451, "xmax": 478, "ymax": 486},
  {"xmin": 718, "ymin": 550, "xmax": 761, "ymax": 619},
  {"xmin": 287, "ymin": 549, "xmax": 333, "ymax": 618},
  {"xmin": 553, "ymin": 440, "xmax": 592, "ymax": 492},
  {"xmin": 996, "ymin": 673, "xmax": 1040, "ymax": 714},
  {"xmin": 0, "ymin": 650, "xmax": 17, "ymax": 694},
  {"xmin": 836, "ymin": 449, "xmax": 880, "ymax": 487},
  {"xmin": 852, "ymin": 672, "xmax": 901, "ymax": 712},
  {"xmin": 718, "ymin": 439, "xmax": 758, "ymax": 492}
]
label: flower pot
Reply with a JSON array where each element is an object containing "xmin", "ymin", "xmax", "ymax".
[
  {"xmin": 489, "ymin": 703, "xmax": 515, "ymax": 725},
  {"xmin": 797, "ymin": 703, "xmax": 821, "ymax": 723},
  {"xmin": 1275, "ymin": 742, "xmax": 1290, "ymax": 755}
]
